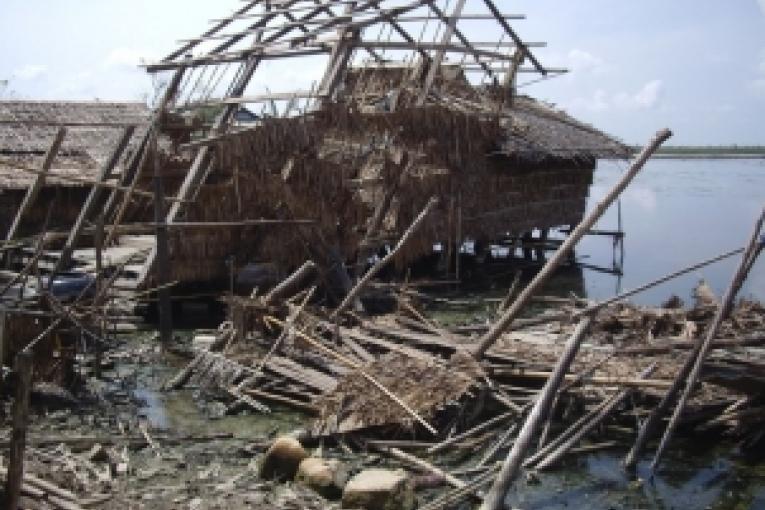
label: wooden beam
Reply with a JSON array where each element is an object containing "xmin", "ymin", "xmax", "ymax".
[
  {"xmin": 4, "ymin": 127, "xmax": 66, "ymax": 243},
  {"xmin": 481, "ymin": 0, "xmax": 545, "ymax": 74},
  {"xmin": 209, "ymin": 1, "xmax": 357, "ymax": 22},
  {"xmin": 163, "ymin": 0, "xmax": 263, "ymax": 62},
  {"xmin": 179, "ymin": 15, "xmax": 527, "ymax": 44},
  {"xmin": 356, "ymin": 41, "xmax": 540, "ymax": 60},
  {"xmin": 418, "ymin": 0, "xmax": 467, "ymax": 105},
  {"xmin": 209, "ymin": 0, "xmax": 316, "ymax": 56},
  {"xmin": 423, "ymin": 0, "xmax": 495, "ymax": 77},
  {"xmin": 317, "ymin": 2, "xmax": 359, "ymax": 99},
  {"xmin": 53, "ymin": 126, "xmax": 135, "ymax": 276}
]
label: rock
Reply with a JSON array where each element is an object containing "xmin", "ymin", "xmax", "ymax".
[
  {"xmin": 342, "ymin": 469, "xmax": 415, "ymax": 510},
  {"xmin": 260, "ymin": 436, "xmax": 308, "ymax": 480},
  {"xmin": 296, "ymin": 457, "xmax": 349, "ymax": 499}
]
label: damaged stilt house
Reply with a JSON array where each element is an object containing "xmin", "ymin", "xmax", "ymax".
[
  {"xmin": 74, "ymin": 0, "xmax": 630, "ymax": 293},
  {"xmin": 1, "ymin": 3, "xmax": 764, "ymax": 510}
]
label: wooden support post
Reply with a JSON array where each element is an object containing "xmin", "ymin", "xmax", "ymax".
[
  {"xmin": 53, "ymin": 126, "xmax": 135, "ymax": 277},
  {"xmin": 503, "ymin": 49, "xmax": 525, "ymax": 104},
  {"xmin": 4, "ymin": 128, "xmax": 66, "ymax": 245},
  {"xmin": 478, "ymin": 317, "xmax": 593, "ymax": 510},
  {"xmin": 473, "ymin": 128, "xmax": 672, "ymax": 360},
  {"xmin": 455, "ymin": 191, "xmax": 462, "ymax": 283},
  {"xmin": 138, "ymin": 54, "xmax": 262, "ymax": 287},
  {"xmin": 94, "ymin": 214, "xmax": 104, "ymax": 379},
  {"xmin": 418, "ymin": 0, "xmax": 468, "ymax": 105},
  {"xmin": 0, "ymin": 310, "xmax": 6, "ymax": 370},
  {"xmin": 5, "ymin": 350, "xmax": 33, "ymax": 510},
  {"xmin": 152, "ymin": 135, "xmax": 173, "ymax": 346}
]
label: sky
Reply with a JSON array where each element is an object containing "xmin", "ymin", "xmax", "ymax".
[{"xmin": 1, "ymin": 0, "xmax": 764, "ymax": 146}]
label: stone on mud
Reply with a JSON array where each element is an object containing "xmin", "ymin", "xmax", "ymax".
[
  {"xmin": 296, "ymin": 457, "xmax": 349, "ymax": 499},
  {"xmin": 342, "ymin": 469, "xmax": 415, "ymax": 510},
  {"xmin": 260, "ymin": 436, "xmax": 308, "ymax": 480}
]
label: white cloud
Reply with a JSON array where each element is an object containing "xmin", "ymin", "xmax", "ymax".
[
  {"xmin": 614, "ymin": 79, "xmax": 664, "ymax": 109},
  {"xmin": 13, "ymin": 64, "xmax": 47, "ymax": 80},
  {"xmin": 105, "ymin": 47, "xmax": 152, "ymax": 69},
  {"xmin": 568, "ymin": 80, "xmax": 664, "ymax": 112},
  {"xmin": 759, "ymin": 0, "xmax": 765, "ymax": 15},
  {"xmin": 566, "ymin": 49, "xmax": 605, "ymax": 74}
]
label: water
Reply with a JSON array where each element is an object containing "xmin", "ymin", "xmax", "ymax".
[
  {"xmin": 504, "ymin": 445, "xmax": 765, "ymax": 510},
  {"xmin": 577, "ymin": 158, "xmax": 765, "ymax": 305}
]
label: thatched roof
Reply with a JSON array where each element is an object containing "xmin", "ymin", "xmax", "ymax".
[
  {"xmin": 345, "ymin": 65, "xmax": 631, "ymax": 167},
  {"xmin": 0, "ymin": 101, "xmax": 150, "ymax": 189},
  {"xmin": 499, "ymin": 96, "xmax": 631, "ymax": 166}
]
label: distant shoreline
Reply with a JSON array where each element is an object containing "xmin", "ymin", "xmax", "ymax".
[
  {"xmin": 627, "ymin": 145, "xmax": 765, "ymax": 160},
  {"xmin": 650, "ymin": 153, "xmax": 765, "ymax": 160}
]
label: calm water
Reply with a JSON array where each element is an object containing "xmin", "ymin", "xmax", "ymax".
[{"xmin": 576, "ymin": 158, "xmax": 764, "ymax": 305}]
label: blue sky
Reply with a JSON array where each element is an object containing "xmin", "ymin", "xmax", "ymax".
[{"xmin": 1, "ymin": 0, "xmax": 764, "ymax": 145}]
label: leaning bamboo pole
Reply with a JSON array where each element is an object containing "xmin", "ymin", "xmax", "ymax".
[
  {"xmin": 473, "ymin": 128, "xmax": 672, "ymax": 359},
  {"xmin": 477, "ymin": 317, "xmax": 593, "ymax": 510},
  {"xmin": 648, "ymin": 207, "xmax": 764, "ymax": 472},
  {"xmin": 332, "ymin": 196, "xmax": 439, "ymax": 318}
]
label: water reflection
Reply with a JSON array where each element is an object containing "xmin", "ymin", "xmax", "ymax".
[
  {"xmin": 574, "ymin": 159, "xmax": 764, "ymax": 305},
  {"xmin": 503, "ymin": 447, "xmax": 765, "ymax": 510}
]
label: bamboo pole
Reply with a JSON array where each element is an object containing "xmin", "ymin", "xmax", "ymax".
[
  {"xmin": 473, "ymin": 129, "xmax": 672, "ymax": 359},
  {"xmin": 478, "ymin": 316, "xmax": 592, "ymax": 510},
  {"xmin": 648, "ymin": 208, "xmax": 764, "ymax": 473},
  {"xmin": 426, "ymin": 411, "xmax": 515, "ymax": 455},
  {"xmin": 332, "ymin": 196, "xmax": 439, "ymax": 318},
  {"xmin": 624, "ymin": 214, "xmax": 764, "ymax": 470},
  {"xmin": 372, "ymin": 445, "xmax": 470, "ymax": 492},
  {"xmin": 573, "ymin": 246, "xmax": 746, "ymax": 319},
  {"xmin": 533, "ymin": 365, "xmax": 655, "ymax": 470},
  {"xmin": 152, "ymin": 134, "xmax": 173, "ymax": 346},
  {"xmin": 262, "ymin": 261, "xmax": 317, "ymax": 306}
]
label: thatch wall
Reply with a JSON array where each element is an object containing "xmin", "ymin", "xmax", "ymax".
[
  {"xmin": 2, "ymin": 313, "xmax": 76, "ymax": 386},
  {"xmin": 158, "ymin": 99, "xmax": 597, "ymax": 282},
  {"xmin": 0, "ymin": 187, "xmax": 92, "ymax": 240}
]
